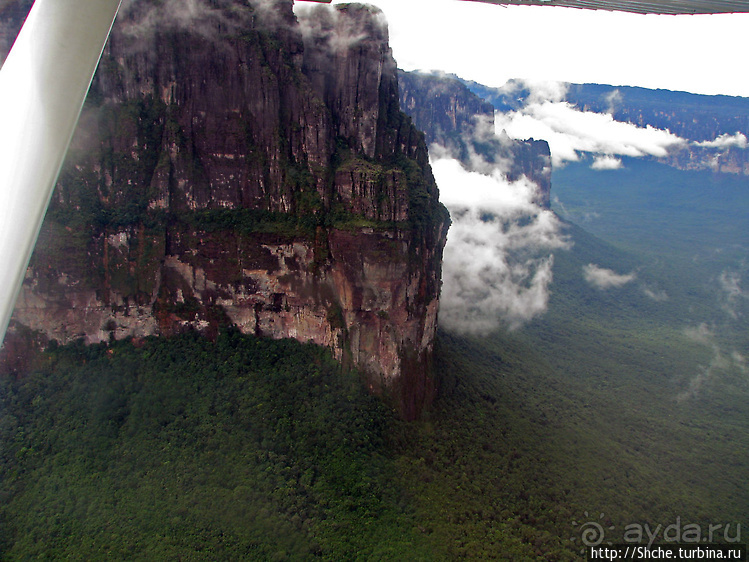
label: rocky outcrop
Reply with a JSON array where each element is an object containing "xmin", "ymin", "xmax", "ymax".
[
  {"xmin": 662, "ymin": 145, "xmax": 749, "ymax": 175},
  {"xmin": 3, "ymin": 0, "xmax": 449, "ymax": 419},
  {"xmin": 398, "ymin": 70, "xmax": 552, "ymax": 208},
  {"xmin": 398, "ymin": 71, "xmax": 496, "ymax": 158}
]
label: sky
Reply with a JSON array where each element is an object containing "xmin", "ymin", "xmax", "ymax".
[
  {"xmin": 330, "ymin": 0, "xmax": 749, "ymax": 98},
  {"xmin": 315, "ymin": 0, "xmax": 748, "ymax": 333}
]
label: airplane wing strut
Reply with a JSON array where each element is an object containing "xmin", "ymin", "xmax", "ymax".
[{"xmin": 0, "ymin": 0, "xmax": 122, "ymax": 344}]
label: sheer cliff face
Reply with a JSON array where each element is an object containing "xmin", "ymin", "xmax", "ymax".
[
  {"xmin": 5, "ymin": 0, "xmax": 449, "ymax": 419},
  {"xmin": 398, "ymin": 71, "xmax": 552, "ymax": 208}
]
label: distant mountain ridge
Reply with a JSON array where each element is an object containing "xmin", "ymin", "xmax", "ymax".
[
  {"xmin": 465, "ymin": 77, "xmax": 749, "ymax": 176},
  {"xmin": 468, "ymin": 79, "xmax": 749, "ymax": 140}
]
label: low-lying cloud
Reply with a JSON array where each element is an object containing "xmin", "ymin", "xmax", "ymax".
[
  {"xmin": 591, "ymin": 155, "xmax": 623, "ymax": 170},
  {"xmin": 294, "ymin": 2, "xmax": 389, "ymax": 52},
  {"xmin": 496, "ymin": 98, "xmax": 686, "ymax": 167},
  {"xmin": 678, "ymin": 323, "xmax": 746, "ymax": 401},
  {"xmin": 641, "ymin": 285, "xmax": 668, "ymax": 302},
  {"xmin": 494, "ymin": 80, "xmax": 686, "ymax": 168},
  {"xmin": 118, "ymin": 0, "xmax": 238, "ymax": 40},
  {"xmin": 433, "ymin": 157, "xmax": 569, "ymax": 334},
  {"xmin": 583, "ymin": 263, "xmax": 636, "ymax": 289},
  {"xmin": 495, "ymin": 80, "xmax": 749, "ymax": 170},
  {"xmin": 718, "ymin": 269, "xmax": 748, "ymax": 319},
  {"xmin": 118, "ymin": 0, "xmax": 303, "ymax": 45},
  {"xmin": 694, "ymin": 132, "xmax": 748, "ymax": 149}
]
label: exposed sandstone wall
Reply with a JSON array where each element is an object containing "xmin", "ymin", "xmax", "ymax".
[{"xmin": 3, "ymin": 0, "xmax": 449, "ymax": 419}]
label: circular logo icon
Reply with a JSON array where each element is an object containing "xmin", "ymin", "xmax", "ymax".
[{"xmin": 571, "ymin": 512, "xmax": 616, "ymax": 552}]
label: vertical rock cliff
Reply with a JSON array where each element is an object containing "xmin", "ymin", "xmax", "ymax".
[
  {"xmin": 2, "ymin": 0, "xmax": 449, "ymax": 419},
  {"xmin": 398, "ymin": 70, "xmax": 552, "ymax": 208}
]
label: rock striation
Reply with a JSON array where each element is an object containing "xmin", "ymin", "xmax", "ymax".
[{"xmin": 2, "ymin": 0, "xmax": 449, "ymax": 419}]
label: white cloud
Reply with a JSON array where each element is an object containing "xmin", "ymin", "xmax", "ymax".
[
  {"xmin": 718, "ymin": 269, "xmax": 748, "ymax": 319},
  {"xmin": 583, "ymin": 263, "xmax": 636, "ymax": 289},
  {"xmin": 604, "ymin": 89, "xmax": 622, "ymax": 114},
  {"xmin": 732, "ymin": 351, "xmax": 747, "ymax": 375},
  {"xmin": 439, "ymin": 211, "xmax": 557, "ymax": 333},
  {"xmin": 494, "ymin": 86, "xmax": 686, "ymax": 166},
  {"xmin": 684, "ymin": 322, "xmax": 715, "ymax": 346},
  {"xmin": 694, "ymin": 132, "xmax": 748, "ymax": 149},
  {"xmin": 119, "ymin": 0, "xmax": 238, "ymax": 40},
  {"xmin": 719, "ymin": 270, "xmax": 744, "ymax": 300},
  {"xmin": 679, "ymin": 324, "xmax": 726, "ymax": 400},
  {"xmin": 581, "ymin": 211, "xmax": 600, "ymax": 222},
  {"xmin": 432, "ymin": 157, "xmax": 569, "ymax": 334},
  {"xmin": 294, "ymin": 2, "xmax": 388, "ymax": 52},
  {"xmin": 641, "ymin": 286, "xmax": 668, "ymax": 302},
  {"xmin": 678, "ymin": 323, "xmax": 746, "ymax": 400},
  {"xmin": 434, "ymin": 157, "xmax": 538, "ymax": 216},
  {"xmin": 591, "ymin": 155, "xmax": 623, "ymax": 170},
  {"xmin": 500, "ymin": 78, "xmax": 568, "ymax": 104}
]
